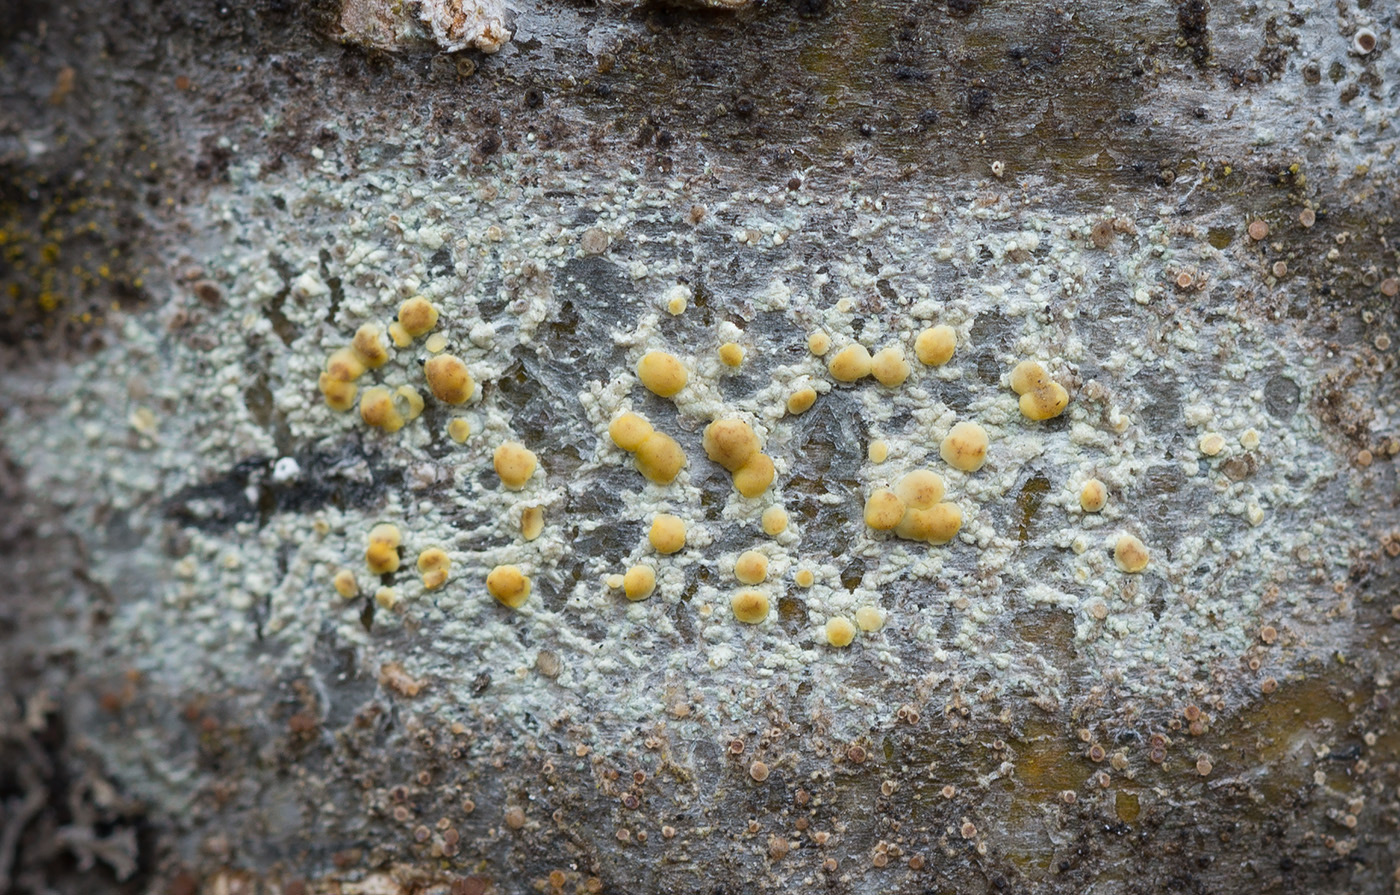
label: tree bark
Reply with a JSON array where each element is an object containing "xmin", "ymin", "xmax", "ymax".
[{"xmin": 1, "ymin": 1, "xmax": 1398, "ymax": 893}]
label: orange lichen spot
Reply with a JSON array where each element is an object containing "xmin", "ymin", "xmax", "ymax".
[
  {"xmin": 493, "ymin": 441, "xmax": 538, "ymax": 489},
  {"xmin": 487, "ymin": 565, "xmax": 531, "ymax": 608},
  {"xmin": 733, "ymin": 452, "xmax": 776, "ymax": 498},
  {"xmin": 649, "ymin": 514, "xmax": 687, "ymax": 554},
  {"xmin": 808, "ymin": 331, "xmax": 832, "ymax": 356},
  {"xmin": 379, "ymin": 662, "xmax": 425, "ymax": 697},
  {"xmin": 825, "ymin": 616, "xmax": 856, "ymax": 647},
  {"xmin": 520, "ymin": 506, "xmax": 544, "ymax": 541},
  {"xmin": 366, "ymin": 524, "xmax": 402, "ymax": 574},
  {"xmin": 718, "ymin": 342, "xmax": 745, "ymax": 367},
  {"xmin": 871, "ymin": 346, "xmax": 911, "ymax": 387},
  {"xmin": 1080, "ymin": 479, "xmax": 1107, "ymax": 513},
  {"xmin": 637, "ymin": 351, "xmax": 688, "ymax": 398},
  {"xmin": 703, "ymin": 419, "xmax": 760, "ymax": 472},
  {"xmin": 609, "ymin": 412, "xmax": 654, "ymax": 452},
  {"xmin": 623, "ymin": 564, "xmax": 656, "ymax": 601},
  {"xmin": 854, "ymin": 606, "xmax": 884, "ymax": 631},
  {"xmin": 761, "ymin": 506, "xmax": 788, "ymax": 536},
  {"xmin": 332, "ymin": 568, "xmax": 359, "ymax": 599},
  {"xmin": 786, "ymin": 387, "xmax": 818, "ymax": 415},
  {"xmin": 864, "ymin": 489, "xmax": 906, "ymax": 530},
  {"xmin": 325, "ymin": 347, "xmax": 367, "ymax": 382},
  {"xmin": 731, "ymin": 589, "xmax": 770, "ymax": 624},
  {"xmin": 1009, "ymin": 360, "xmax": 1047, "ymax": 395},
  {"xmin": 940, "ymin": 421, "xmax": 989, "ymax": 472},
  {"xmin": 447, "ymin": 418, "xmax": 472, "ymax": 443},
  {"xmin": 895, "ymin": 470, "xmax": 945, "ymax": 510},
  {"xmin": 351, "ymin": 323, "xmax": 390, "ymax": 368},
  {"xmin": 319, "ymin": 373, "xmax": 358, "ymax": 412},
  {"xmin": 734, "ymin": 550, "xmax": 769, "ymax": 584},
  {"xmin": 914, "ymin": 325, "xmax": 956, "ymax": 366},
  {"xmin": 896, "ymin": 502, "xmax": 962, "ymax": 544},
  {"xmin": 360, "ymin": 386, "xmax": 405, "ymax": 432},
  {"xmin": 417, "ymin": 548, "xmax": 451, "ymax": 590},
  {"xmin": 794, "ymin": 568, "xmax": 816, "ymax": 588},
  {"xmin": 828, "ymin": 344, "xmax": 872, "ymax": 382},
  {"xmin": 398, "ymin": 296, "xmax": 439, "ymax": 338},
  {"xmin": 1113, "ymin": 534, "xmax": 1149, "ymax": 573},
  {"xmin": 396, "ymin": 385, "xmax": 425, "ymax": 421},
  {"xmin": 633, "ymin": 432, "xmax": 687, "ymax": 484},
  {"xmin": 1019, "ymin": 382, "xmax": 1069, "ymax": 421},
  {"xmin": 423, "ymin": 354, "xmax": 475, "ymax": 404}
]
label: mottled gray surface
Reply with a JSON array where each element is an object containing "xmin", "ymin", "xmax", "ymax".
[{"xmin": 1, "ymin": 1, "xmax": 1398, "ymax": 893}]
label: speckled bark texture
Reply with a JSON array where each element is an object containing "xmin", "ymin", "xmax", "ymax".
[{"xmin": 1, "ymin": 1, "xmax": 1398, "ymax": 893}]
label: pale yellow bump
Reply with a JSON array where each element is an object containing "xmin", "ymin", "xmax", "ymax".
[
  {"xmin": 424, "ymin": 332, "xmax": 448, "ymax": 354},
  {"xmin": 914, "ymin": 325, "xmax": 956, "ymax": 366},
  {"xmin": 733, "ymin": 453, "xmax": 776, "ymax": 498},
  {"xmin": 424, "ymin": 354, "xmax": 476, "ymax": 405},
  {"xmin": 332, "ymin": 568, "xmax": 359, "ymax": 599},
  {"xmin": 325, "ymin": 347, "xmax": 366, "ymax": 382},
  {"xmin": 666, "ymin": 294, "xmax": 687, "ymax": 315},
  {"xmin": 864, "ymin": 489, "xmax": 906, "ymax": 531},
  {"xmin": 895, "ymin": 502, "xmax": 962, "ymax": 544},
  {"xmin": 633, "ymin": 432, "xmax": 687, "ymax": 484},
  {"xmin": 398, "ymin": 296, "xmax": 439, "ymax": 338},
  {"xmin": 794, "ymin": 568, "xmax": 816, "ymax": 588},
  {"xmin": 703, "ymin": 419, "xmax": 760, "ymax": 472},
  {"xmin": 895, "ymin": 470, "xmax": 945, "ymax": 510},
  {"xmin": 828, "ymin": 344, "xmax": 872, "ymax": 382},
  {"xmin": 786, "ymin": 387, "xmax": 818, "ymax": 415},
  {"xmin": 609, "ymin": 412, "xmax": 655, "ymax": 452},
  {"xmin": 854, "ymin": 606, "xmax": 884, "ymax": 632},
  {"xmin": 1009, "ymin": 360, "xmax": 1047, "ymax": 395},
  {"xmin": 319, "ymin": 373, "xmax": 357, "ymax": 412},
  {"xmin": 487, "ymin": 565, "xmax": 531, "ymax": 608},
  {"xmin": 761, "ymin": 506, "xmax": 788, "ymax": 536},
  {"xmin": 807, "ymin": 331, "xmax": 832, "ymax": 356},
  {"xmin": 718, "ymin": 342, "xmax": 745, "ymax": 368},
  {"xmin": 870, "ymin": 346, "xmax": 910, "ymax": 387},
  {"xmin": 416, "ymin": 548, "xmax": 451, "ymax": 590},
  {"xmin": 1019, "ymin": 382, "xmax": 1069, "ymax": 421},
  {"xmin": 1080, "ymin": 479, "xmax": 1107, "ymax": 513},
  {"xmin": 447, "ymin": 418, "xmax": 472, "ymax": 443},
  {"xmin": 366, "ymin": 523, "xmax": 402, "ymax": 575},
  {"xmin": 731, "ymin": 589, "xmax": 770, "ymax": 624},
  {"xmin": 1113, "ymin": 534, "xmax": 1149, "ymax": 573},
  {"xmin": 352, "ymin": 323, "xmax": 389, "ymax": 367},
  {"xmin": 375, "ymin": 586, "xmax": 399, "ymax": 609},
  {"xmin": 649, "ymin": 514, "xmax": 687, "ymax": 555},
  {"xmin": 623, "ymin": 564, "xmax": 656, "ymax": 601},
  {"xmin": 388, "ymin": 321, "xmax": 413, "ymax": 348},
  {"xmin": 520, "ymin": 506, "xmax": 544, "ymax": 541},
  {"xmin": 868, "ymin": 440, "xmax": 888, "ymax": 463},
  {"xmin": 395, "ymin": 385, "xmax": 424, "ymax": 421},
  {"xmin": 940, "ymin": 421, "xmax": 989, "ymax": 472},
  {"xmin": 493, "ymin": 441, "xmax": 538, "ymax": 490},
  {"xmin": 637, "ymin": 351, "xmax": 688, "ymax": 398},
  {"xmin": 1240, "ymin": 428, "xmax": 1260, "ymax": 451},
  {"xmin": 734, "ymin": 550, "xmax": 769, "ymax": 585},
  {"xmin": 1198, "ymin": 432, "xmax": 1226, "ymax": 456},
  {"xmin": 360, "ymin": 386, "xmax": 405, "ymax": 433},
  {"xmin": 606, "ymin": 573, "xmax": 625, "ymax": 590},
  {"xmin": 825, "ymin": 616, "xmax": 856, "ymax": 647}
]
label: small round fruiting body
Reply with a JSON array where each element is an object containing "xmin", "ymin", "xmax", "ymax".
[
  {"xmin": 494, "ymin": 441, "xmax": 538, "ymax": 489},
  {"xmin": 731, "ymin": 589, "xmax": 770, "ymax": 624},
  {"xmin": 649, "ymin": 514, "xmax": 687, "ymax": 554},
  {"xmin": 623, "ymin": 565, "xmax": 656, "ymax": 601},
  {"xmin": 734, "ymin": 551, "xmax": 769, "ymax": 585},
  {"xmin": 825, "ymin": 617, "xmax": 856, "ymax": 647},
  {"xmin": 487, "ymin": 565, "xmax": 531, "ymax": 608},
  {"xmin": 828, "ymin": 344, "xmax": 873, "ymax": 382},
  {"xmin": 398, "ymin": 296, "xmax": 439, "ymax": 337},
  {"xmin": 941, "ymin": 421, "xmax": 989, "ymax": 472},
  {"xmin": 424, "ymin": 355, "xmax": 475, "ymax": 404},
  {"xmin": 637, "ymin": 351, "xmax": 688, "ymax": 398},
  {"xmin": 914, "ymin": 325, "xmax": 956, "ymax": 366}
]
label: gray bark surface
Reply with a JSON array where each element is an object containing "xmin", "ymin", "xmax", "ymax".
[{"xmin": 1, "ymin": 1, "xmax": 1398, "ymax": 893}]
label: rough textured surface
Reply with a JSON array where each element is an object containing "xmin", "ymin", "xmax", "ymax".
[{"xmin": 1, "ymin": 1, "xmax": 1398, "ymax": 893}]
